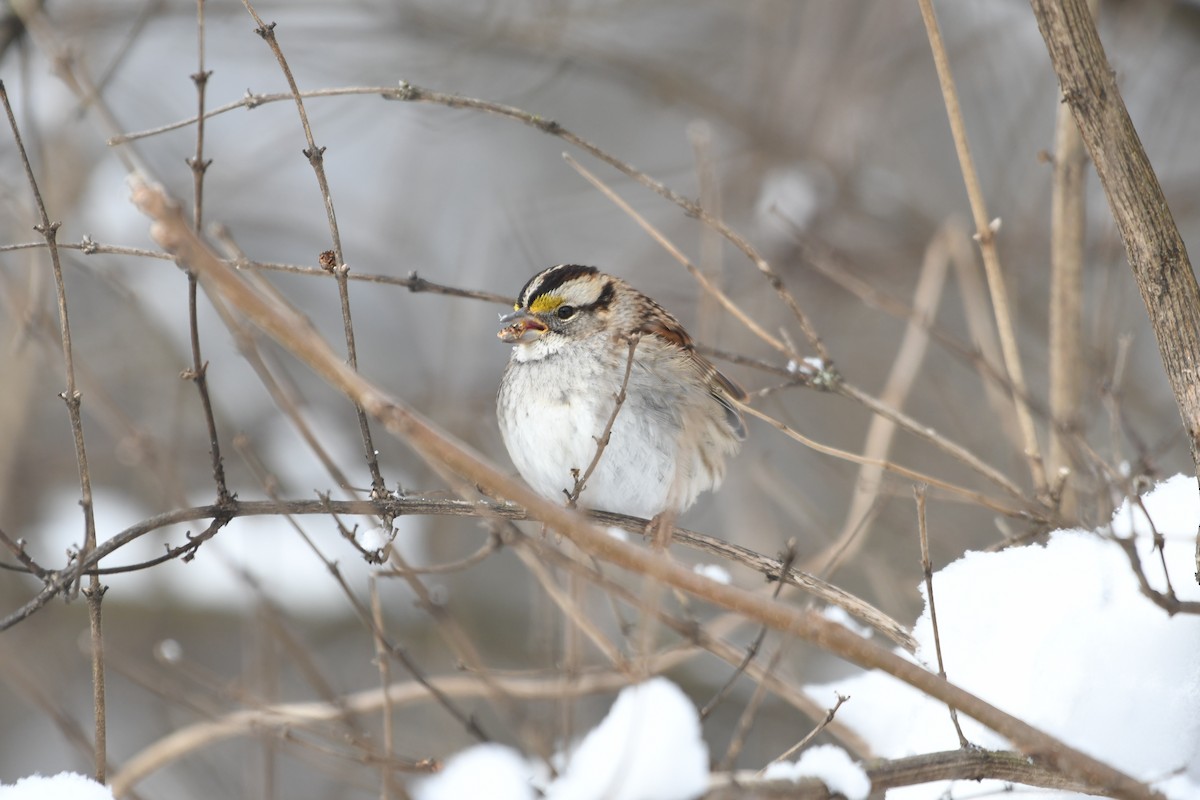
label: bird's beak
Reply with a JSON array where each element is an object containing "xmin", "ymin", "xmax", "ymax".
[{"xmin": 497, "ymin": 310, "xmax": 548, "ymax": 343}]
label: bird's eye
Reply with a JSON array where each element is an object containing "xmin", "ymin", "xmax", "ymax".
[{"xmin": 556, "ymin": 305, "xmax": 577, "ymax": 320}]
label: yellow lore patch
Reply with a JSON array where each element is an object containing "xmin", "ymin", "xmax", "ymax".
[{"xmin": 529, "ymin": 295, "xmax": 565, "ymax": 314}]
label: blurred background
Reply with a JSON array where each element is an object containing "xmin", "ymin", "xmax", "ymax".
[{"xmin": 1, "ymin": 0, "xmax": 1198, "ymax": 797}]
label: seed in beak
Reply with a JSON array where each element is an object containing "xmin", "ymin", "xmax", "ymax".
[{"xmin": 498, "ymin": 313, "xmax": 547, "ymax": 343}]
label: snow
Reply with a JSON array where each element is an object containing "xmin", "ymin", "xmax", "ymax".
[
  {"xmin": 605, "ymin": 526, "xmax": 630, "ymax": 542},
  {"xmin": 356, "ymin": 524, "xmax": 393, "ymax": 552},
  {"xmin": 547, "ymin": 678, "xmax": 708, "ymax": 800},
  {"xmin": 786, "ymin": 356, "xmax": 828, "ymax": 378},
  {"xmin": 763, "ymin": 745, "xmax": 870, "ymax": 800},
  {"xmin": 820, "ymin": 604, "xmax": 874, "ymax": 638},
  {"xmin": 411, "ymin": 744, "xmax": 534, "ymax": 800},
  {"xmin": 693, "ymin": 563, "xmax": 732, "ymax": 584},
  {"xmin": 807, "ymin": 473, "xmax": 1200, "ymax": 798},
  {"xmin": 413, "ymin": 678, "xmax": 709, "ymax": 800},
  {"xmin": 0, "ymin": 772, "xmax": 114, "ymax": 800},
  {"xmin": 19, "ymin": 467, "xmax": 1200, "ymax": 800},
  {"xmin": 754, "ymin": 165, "xmax": 827, "ymax": 233}
]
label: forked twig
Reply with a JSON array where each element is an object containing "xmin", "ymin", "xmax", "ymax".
[
  {"xmin": 759, "ymin": 693, "xmax": 850, "ymax": 773},
  {"xmin": 240, "ymin": 0, "xmax": 389, "ymax": 499},
  {"xmin": 1111, "ymin": 493, "xmax": 1200, "ymax": 616}
]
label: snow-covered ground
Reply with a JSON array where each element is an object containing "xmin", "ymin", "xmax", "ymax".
[{"xmin": 407, "ymin": 475, "xmax": 1200, "ymax": 800}]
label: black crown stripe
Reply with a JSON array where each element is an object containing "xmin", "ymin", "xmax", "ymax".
[{"xmin": 518, "ymin": 264, "xmax": 599, "ymax": 308}]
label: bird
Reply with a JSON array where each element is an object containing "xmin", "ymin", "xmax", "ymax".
[{"xmin": 496, "ymin": 264, "xmax": 745, "ymax": 520}]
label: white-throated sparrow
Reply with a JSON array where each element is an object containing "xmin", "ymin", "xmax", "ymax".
[{"xmin": 496, "ymin": 264, "xmax": 745, "ymax": 519}]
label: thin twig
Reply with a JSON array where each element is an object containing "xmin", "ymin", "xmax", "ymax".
[
  {"xmin": 0, "ymin": 494, "xmax": 913, "ymax": 650},
  {"xmin": 564, "ymin": 153, "xmax": 792, "ymax": 358},
  {"xmin": 917, "ymin": 0, "xmax": 1048, "ymax": 499},
  {"xmin": 369, "ymin": 577, "xmax": 397, "ymax": 800},
  {"xmin": 240, "ymin": 2, "xmax": 388, "ymax": 499},
  {"xmin": 760, "ymin": 693, "xmax": 849, "ymax": 772},
  {"xmin": 213, "ymin": 231, "xmax": 361, "ymax": 494},
  {"xmin": 76, "ymin": 0, "xmax": 163, "ymax": 115},
  {"xmin": 718, "ymin": 642, "xmax": 788, "ymax": 771},
  {"xmin": 328, "ymin": 254, "xmax": 391, "ymax": 499},
  {"xmin": 937, "ymin": 222, "xmax": 1029, "ymax": 447},
  {"xmin": 0, "ymin": 78, "xmax": 107, "ymax": 782},
  {"xmin": 374, "ymin": 532, "xmax": 500, "ymax": 575},
  {"xmin": 779, "ymin": 226, "xmax": 1033, "ymax": 506},
  {"xmin": 567, "ymin": 333, "xmax": 641, "ymax": 507},
  {"xmin": 124, "ymin": 176, "xmax": 1164, "ymax": 798},
  {"xmin": 915, "ymin": 485, "xmax": 969, "ymax": 747},
  {"xmin": 184, "ymin": 0, "xmax": 231, "ymax": 504},
  {"xmin": 832, "ymin": 381, "xmax": 1027, "ymax": 504},
  {"xmin": 1110, "ymin": 495, "xmax": 1200, "ymax": 616},
  {"xmin": 814, "ymin": 227, "xmax": 953, "ymax": 577},
  {"xmin": 0, "ymin": 240, "xmax": 512, "ymax": 303},
  {"xmin": 111, "ymin": 81, "xmax": 827, "ymax": 358},
  {"xmin": 510, "ymin": 535, "xmax": 628, "ymax": 670},
  {"xmin": 688, "ymin": 120, "xmax": 725, "ymax": 346},
  {"xmin": 0, "ymin": 526, "xmax": 50, "ymax": 580},
  {"xmin": 701, "ymin": 543, "xmax": 798, "ymax": 721},
  {"xmin": 110, "ymin": 87, "xmax": 396, "ymax": 144},
  {"xmin": 738, "ymin": 402, "xmax": 1035, "ymax": 521}
]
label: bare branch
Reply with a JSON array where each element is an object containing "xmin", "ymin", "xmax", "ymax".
[{"xmin": 1028, "ymin": 0, "xmax": 1200, "ymax": 584}]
